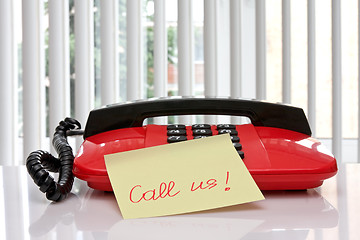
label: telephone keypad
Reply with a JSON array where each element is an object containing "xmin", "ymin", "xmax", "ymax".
[{"xmin": 166, "ymin": 124, "xmax": 245, "ymax": 159}]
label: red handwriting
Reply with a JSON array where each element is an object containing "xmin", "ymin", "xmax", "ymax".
[
  {"xmin": 225, "ymin": 171, "xmax": 230, "ymax": 191},
  {"xmin": 129, "ymin": 181, "xmax": 180, "ymax": 203},
  {"xmin": 190, "ymin": 178, "xmax": 217, "ymax": 191},
  {"xmin": 129, "ymin": 172, "xmax": 231, "ymax": 204}
]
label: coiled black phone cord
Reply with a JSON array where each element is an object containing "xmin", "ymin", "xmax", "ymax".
[{"xmin": 26, "ymin": 118, "xmax": 82, "ymax": 202}]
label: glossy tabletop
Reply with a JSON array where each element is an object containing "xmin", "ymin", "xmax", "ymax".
[{"xmin": 1, "ymin": 164, "xmax": 359, "ymax": 240}]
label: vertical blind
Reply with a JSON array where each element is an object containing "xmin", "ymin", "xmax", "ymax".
[{"xmin": 0, "ymin": 0, "xmax": 358, "ymax": 165}]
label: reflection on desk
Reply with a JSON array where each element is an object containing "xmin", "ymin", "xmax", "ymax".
[{"xmin": 1, "ymin": 164, "xmax": 359, "ymax": 240}]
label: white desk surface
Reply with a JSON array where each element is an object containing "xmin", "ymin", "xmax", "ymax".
[{"xmin": 1, "ymin": 163, "xmax": 359, "ymax": 240}]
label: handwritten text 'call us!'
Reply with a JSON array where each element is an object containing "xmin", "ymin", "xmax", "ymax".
[{"xmin": 129, "ymin": 171, "xmax": 231, "ymax": 204}]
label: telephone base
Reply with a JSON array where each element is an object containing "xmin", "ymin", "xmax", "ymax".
[{"xmin": 73, "ymin": 124, "xmax": 337, "ymax": 191}]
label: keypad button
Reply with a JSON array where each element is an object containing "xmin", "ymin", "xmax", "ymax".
[
  {"xmin": 167, "ymin": 124, "xmax": 186, "ymax": 130},
  {"xmin": 230, "ymin": 136, "xmax": 240, "ymax": 142},
  {"xmin": 193, "ymin": 136, "xmax": 208, "ymax": 139},
  {"xmin": 192, "ymin": 124, "xmax": 211, "ymax": 130},
  {"xmin": 167, "ymin": 129, "xmax": 187, "ymax": 136},
  {"xmin": 217, "ymin": 124, "xmax": 236, "ymax": 130},
  {"xmin": 233, "ymin": 142, "xmax": 242, "ymax": 150},
  {"xmin": 167, "ymin": 135, "xmax": 187, "ymax": 143},
  {"xmin": 218, "ymin": 129, "xmax": 238, "ymax": 136},
  {"xmin": 237, "ymin": 151, "xmax": 245, "ymax": 159},
  {"xmin": 192, "ymin": 129, "xmax": 213, "ymax": 136}
]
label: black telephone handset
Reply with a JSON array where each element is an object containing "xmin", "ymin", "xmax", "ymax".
[
  {"xmin": 84, "ymin": 97, "xmax": 312, "ymax": 138},
  {"xmin": 26, "ymin": 97, "xmax": 336, "ymax": 202}
]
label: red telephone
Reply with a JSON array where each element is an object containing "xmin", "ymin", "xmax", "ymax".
[
  {"xmin": 73, "ymin": 97, "xmax": 337, "ymax": 191},
  {"xmin": 27, "ymin": 97, "xmax": 337, "ymax": 201}
]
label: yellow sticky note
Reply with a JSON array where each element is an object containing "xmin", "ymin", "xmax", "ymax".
[{"xmin": 104, "ymin": 134, "xmax": 264, "ymax": 219}]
